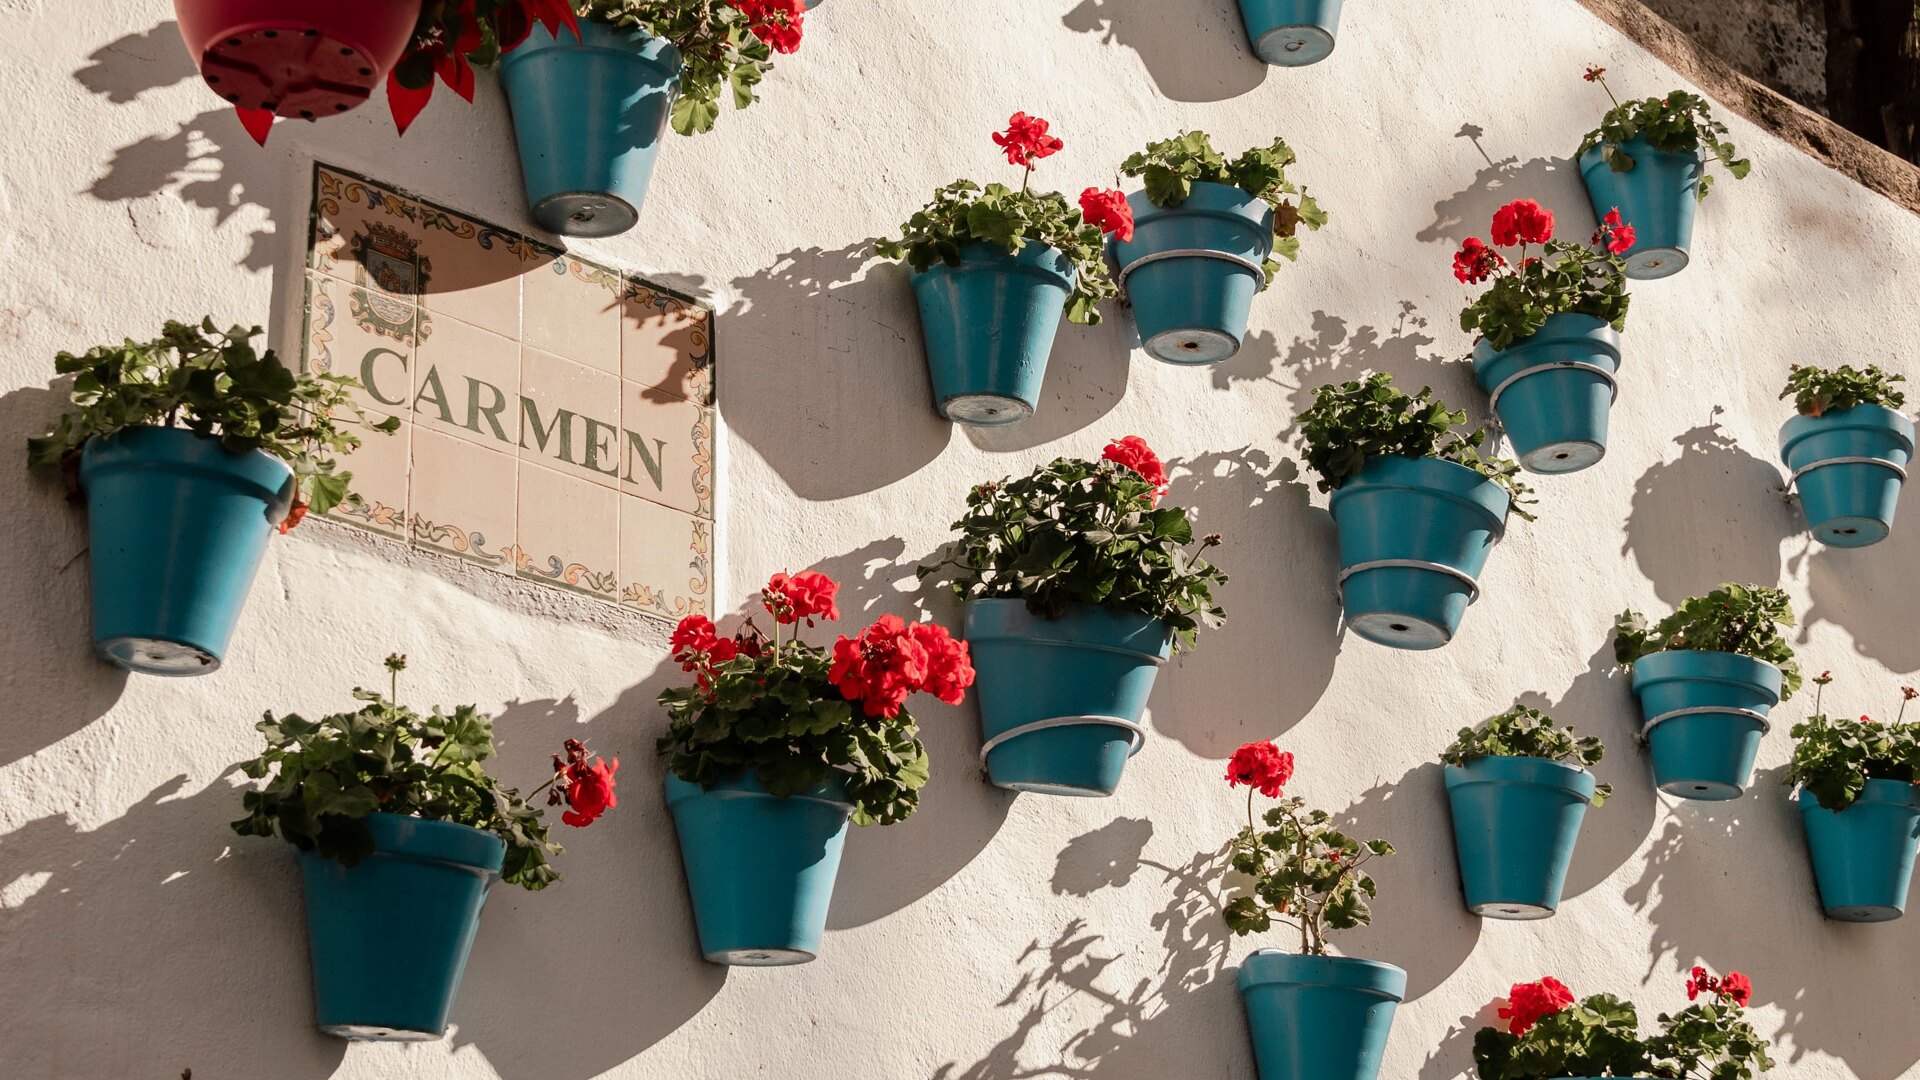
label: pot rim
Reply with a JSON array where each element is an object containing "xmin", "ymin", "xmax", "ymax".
[
  {"xmin": 1443, "ymin": 754, "xmax": 1598, "ymax": 799},
  {"xmin": 1236, "ymin": 950, "xmax": 1407, "ymax": 999},
  {"xmin": 1629, "ymin": 648, "xmax": 1783, "ymax": 699},
  {"xmin": 1778, "ymin": 403, "xmax": 1917, "ymax": 460},
  {"xmin": 1328, "ymin": 453, "xmax": 1512, "ymax": 529}
]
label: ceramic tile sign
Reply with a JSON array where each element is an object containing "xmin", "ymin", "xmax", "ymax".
[{"xmin": 301, "ymin": 164, "xmax": 715, "ymax": 623}]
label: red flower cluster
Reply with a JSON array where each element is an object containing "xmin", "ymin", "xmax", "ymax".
[
  {"xmin": 1225, "ymin": 740, "xmax": 1294, "ymax": 798},
  {"xmin": 1452, "ymin": 236, "xmax": 1506, "ymax": 285},
  {"xmin": 829, "ymin": 615, "xmax": 975, "ymax": 718},
  {"xmin": 550, "ymin": 738, "xmax": 620, "ymax": 828},
  {"xmin": 1079, "ymin": 187, "xmax": 1135, "ymax": 242},
  {"xmin": 1685, "ymin": 966, "xmax": 1753, "ymax": 1007},
  {"xmin": 1499, "ymin": 976, "xmax": 1575, "ymax": 1035},
  {"xmin": 763, "ymin": 570, "xmax": 840, "ymax": 626},
  {"xmin": 386, "ymin": 0, "xmax": 581, "ymax": 139},
  {"xmin": 1583, "ymin": 65, "xmax": 1608, "ymax": 83},
  {"xmin": 670, "ymin": 613, "xmax": 763, "ymax": 690},
  {"xmin": 1491, "ymin": 199, "xmax": 1555, "ymax": 247},
  {"xmin": 1102, "ymin": 435, "xmax": 1169, "ymax": 503},
  {"xmin": 993, "ymin": 112, "xmax": 1064, "ymax": 169},
  {"xmin": 1591, "ymin": 207, "xmax": 1636, "ymax": 255},
  {"xmin": 731, "ymin": 0, "xmax": 805, "ymax": 54},
  {"xmin": 278, "ymin": 498, "xmax": 310, "ymax": 535}
]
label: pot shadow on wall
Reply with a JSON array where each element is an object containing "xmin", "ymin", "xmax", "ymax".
[
  {"xmin": 0, "ymin": 383, "xmax": 129, "ymax": 768},
  {"xmin": 77, "ymin": 23, "xmax": 285, "ymax": 274},
  {"xmin": 581, "ymin": 535, "xmax": 1014, "ymax": 939},
  {"xmin": 932, "ymin": 817, "xmax": 1243, "ymax": 1079},
  {"xmin": 1792, "ymin": 511, "xmax": 1920, "ymax": 674},
  {"xmin": 1514, "ymin": 637, "xmax": 1656, "ymax": 900},
  {"xmin": 723, "ymin": 243, "xmax": 952, "ymax": 500},
  {"xmin": 1417, "ymin": 126, "xmax": 1591, "ymax": 251},
  {"xmin": 1622, "ymin": 770, "xmax": 1920, "ymax": 1078},
  {"xmin": 1622, "ymin": 409, "xmax": 1797, "ymax": 607},
  {"xmin": 1059, "ymin": 0, "xmax": 1267, "ymax": 103},
  {"xmin": 1147, "ymin": 446, "xmax": 1338, "ymax": 757},
  {"xmin": 1416, "ymin": 1000, "xmax": 1506, "ymax": 1080},
  {"xmin": 0, "ymin": 774, "xmax": 346, "ymax": 1078}
]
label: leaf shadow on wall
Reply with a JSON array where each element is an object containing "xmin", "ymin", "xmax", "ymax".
[
  {"xmin": 1514, "ymin": 637, "xmax": 1657, "ymax": 900},
  {"xmin": 1416, "ymin": 1000, "xmax": 1505, "ymax": 1080},
  {"xmin": 1622, "ymin": 773, "xmax": 1920, "ymax": 1079},
  {"xmin": 1792, "ymin": 511, "xmax": 1920, "ymax": 674},
  {"xmin": 960, "ymin": 308, "xmax": 1134, "ymax": 456},
  {"xmin": 932, "ymin": 818, "xmax": 1244, "ymax": 1079},
  {"xmin": 1229, "ymin": 303, "xmax": 1476, "ymax": 430},
  {"xmin": 0, "ymin": 775, "xmax": 347, "ymax": 1078},
  {"xmin": 724, "ymin": 243, "xmax": 952, "ymax": 500},
  {"xmin": 448, "ymin": 696, "xmax": 728, "ymax": 1080},
  {"xmin": 1417, "ymin": 126, "xmax": 1592, "ymax": 251},
  {"xmin": 78, "ymin": 23, "xmax": 285, "ymax": 273},
  {"xmin": 1148, "ymin": 445, "xmax": 1338, "ymax": 757},
  {"xmin": 0, "ymin": 382, "xmax": 129, "ymax": 769},
  {"xmin": 1059, "ymin": 0, "xmax": 1267, "ymax": 102},
  {"xmin": 1620, "ymin": 409, "xmax": 1798, "ymax": 606}
]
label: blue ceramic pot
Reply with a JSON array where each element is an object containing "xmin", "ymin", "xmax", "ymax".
[
  {"xmin": 1111, "ymin": 183, "xmax": 1273, "ymax": 365},
  {"xmin": 909, "ymin": 242, "xmax": 1074, "ymax": 426},
  {"xmin": 501, "ymin": 20, "xmax": 681, "ymax": 238},
  {"xmin": 1239, "ymin": 952, "xmax": 1404, "ymax": 1080},
  {"xmin": 1578, "ymin": 135, "xmax": 1703, "ymax": 279},
  {"xmin": 1328, "ymin": 456, "xmax": 1510, "ymax": 650},
  {"xmin": 77, "ymin": 426, "xmax": 293, "ymax": 675},
  {"xmin": 965, "ymin": 599, "xmax": 1171, "ymax": 797},
  {"xmin": 1630, "ymin": 650, "xmax": 1781, "ymax": 800},
  {"xmin": 1799, "ymin": 779, "xmax": 1920, "ymax": 922},
  {"xmin": 1472, "ymin": 313, "xmax": 1623, "ymax": 474},
  {"xmin": 298, "ymin": 814, "xmax": 505, "ymax": 1040},
  {"xmin": 1443, "ymin": 756, "xmax": 1597, "ymax": 919},
  {"xmin": 1779, "ymin": 404, "xmax": 1915, "ymax": 548},
  {"xmin": 1235, "ymin": 0, "xmax": 1342, "ymax": 66},
  {"xmin": 665, "ymin": 770, "xmax": 852, "ymax": 965}
]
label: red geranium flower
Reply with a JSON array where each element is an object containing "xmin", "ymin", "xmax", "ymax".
[
  {"xmin": 550, "ymin": 738, "xmax": 620, "ymax": 828},
  {"xmin": 763, "ymin": 570, "xmax": 840, "ymax": 626},
  {"xmin": 1583, "ymin": 65, "xmax": 1607, "ymax": 82},
  {"xmin": 1592, "ymin": 207, "xmax": 1636, "ymax": 255},
  {"xmin": 1452, "ymin": 236, "xmax": 1506, "ymax": 285},
  {"xmin": 830, "ymin": 614, "xmax": 932, "ymax": 718},
  {"xmin": 993, "ymin": 112, "xmax": 1064, "ymax": 169},
  {"xmin": 1490, "ymin": 199, "xmax": 1555, "ymax": 247},
  {"xmin": 1102, "ymin": 435, "xmax": 1169, "ymax": 503},
  {"xmin": 1079, "ymin": 187, "xmax": 1135, "ymax": 242},
  {"xmin": 908, "ymin": 622, "xmax": 975, "ymax": 705},
  {"xmin": 1685, "ymin": 966, "xmax": 1752, "ymax": 1007},
  {"xmin": 1225, "ymin": 740, "xmax": 1294, "ymax": 798},
  {"xmin": 731, "ymin": 0, "xmax": 804, "ymax": 53},
  {"xmin": 1499, "ymin": 976, "xmax": 1575, "ymax": 1035},
  {"xmin": 278, "ymin": 498, "xmax": 310, "ymax": 535}
]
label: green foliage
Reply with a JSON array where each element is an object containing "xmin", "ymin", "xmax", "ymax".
[
  {"xmin": 874, "ymin": 180, "xmax": 1119, "ymax": 324},
  {"xmin": 231, "ymin": 656, "xmax": 562, "ymax": 890},
  {"xmin": 1780, "ymin": 363, "xmax": 1907, "ymax": 417},
  {"xmin": 1578, "ymin": 90, "xmax": 1752, "ymax": 200},
  {"xmin": 579, "ymin": 0, "xmax": 778, "ymax": 135},
  {"xmin": 1645, "ymin": 1000, "xmax": 1775, "ymax": 1079},
  {"xmin": 25, "ymin": 319, "xmax": 397, "ymax": 516},
  {"xmin": 1224, "ymin": 796, "xmax": 1393, "ymax": 955},
  {"xmin": 918, "ymin": 455, "xmax": 1227, "ymax": 653},
  {"xmin": 1295, "ymin": 373, "xmax": 1536, "ymax": 518},
  {"xmin": 1473, "ymin": 994, "xmax": 1652, "ymax": 1080},
  {"xmin": 1441, "ymin": 705, "xmax": 1612, "ymax": 806},
  {"xmin": 1785, "ymin": 678, "xmax": 1920, "ymax": 811},
  {"xmin": 1613, "ymin": 583, "xmax": 1803, "ymax": 701},
  {"xmin": 1119, "ymin": 131, "xmax": 1329, "ymax": 283},
  {"xmin": 1461, "ymin": 239, "xmax": 1632, "ymax": 352},
  {"xmin": 656, "ymin": 633, "xmax": 930, "ymax": 826}
]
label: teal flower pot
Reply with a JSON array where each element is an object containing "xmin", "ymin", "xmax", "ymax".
[
  {"xmin": 77, "ymin": 426, "xmax": 293, "ymax": 675},
  {"xmin": 501, "ymin": 20, "xmax": 681, "ymax": 238},
  {"xmin": 965, "ymin": 599, "xmax": 1171, "ymax": 797},
  {"xmin": 1235, "ymin": 0, "xmax": 1342, "ymax": 66},
  {"xmin": 909, "ymin": 242, "xmax": 1074, "ymax": 426},
  {"xmin": 1472, "ymin": 313, "xmax": 1623, "ymax": 474},
  {"xmin": 1630, "ymin": 650, "xmax": 1781, "ymax": 800},
  {"xmin": 1799, "ymin": 780, "xmax": 1920, "ymax": 922},
  {"xmin": 1111, "ymin": 183, "xmax": 1273, "ymax": 365},
  {"xmin": 1443, "ymin": 756, "xmax": 1597, "ymax": 919},
  {"xmin": 665, "ymin": 770, "xmax": 851, "ymax": 965},
  {"xmin": 1578, "ymin": 136, "xmax": 1703, "ymax": 279},
  {"xmin": 298, "ymin": 814, "xmax": 505, "ymax": 1040},
  {"xmin": 1238, "ymin": 952, "xmax": 1404, "ymax": 1080},
  {"xmin": 1328, "ymin": 456, "xmax": 1510, "ymax": 650},
  {"xmin": 1779, "ymin": 404, "xmax": 1915, "ymax": 548}
]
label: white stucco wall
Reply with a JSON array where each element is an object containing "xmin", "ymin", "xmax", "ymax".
[{"xmin": 3, "ymin": 2, "xmax": 1919, "ymax": 1078}]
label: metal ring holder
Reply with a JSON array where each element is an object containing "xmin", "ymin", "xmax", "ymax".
[
  {"xmin": 1786, "ymin": 456, "xmax": 1908, "ymax": 490},
  {"xmin": 1334, "ymin": 559, "xmax": 1482, "ymax": 604},
  {"xmin": 978, "ymin": 715, "xmax": 1149, "ymax": 765},
  {"xmin": 1116, "ymin": 248, "xmax": 1268, "ymax": 294},
  {"xmin": 1640, "ymin": 705, "xmax": 1772, "ymax": 741},
  {"xmin": 1485, "ymin": 362, "xmax": 1619, "ymax": 415}
]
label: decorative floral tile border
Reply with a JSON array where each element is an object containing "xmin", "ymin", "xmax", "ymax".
[{"xmin": 301, "ymin": 163, "xmax": 716, "ymax": 623}]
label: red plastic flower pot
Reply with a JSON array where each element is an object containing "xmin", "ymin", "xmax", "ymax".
[{"xmin": 174, "ymin": 0, "xmax": 424, "ymax": 119}]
